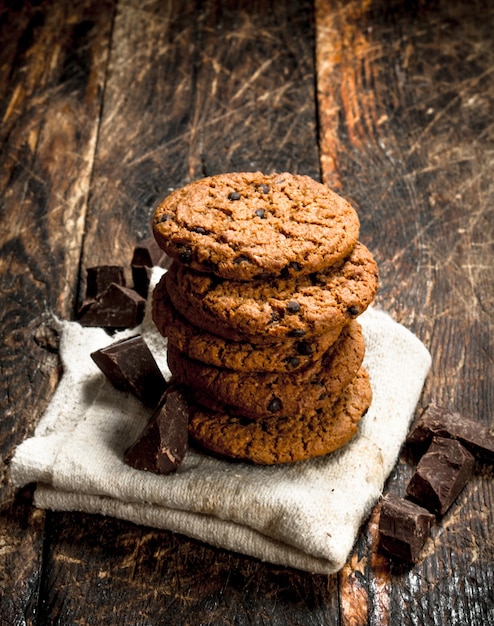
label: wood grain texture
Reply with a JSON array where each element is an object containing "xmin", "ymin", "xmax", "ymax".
[
  {"xmin": 1, "ymin": 0, "xmax": 493, "ymax": 624},
  {"xmin": 0, "ymin": 0, "xmax": 115, "ymax": 494},
  {"xmin": 79, "ymin": 0, "xmax": 320, "ymax": 282},
  {"xmin": 0, "ymin": 0, "xmax": 115, "ymax": 621},
  {"xmin": 316, "ymin": 1, "xmax": 494, "ymax": 624}
]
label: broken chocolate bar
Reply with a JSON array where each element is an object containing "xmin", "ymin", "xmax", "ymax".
[
  {"xmin": 91, "ymin": 335, "xmax": 166, "ymax": 407},
  {"xmin": 407, "ymin": 402, "xmax": 494, "ymax": 463},
  {"xmin": 124, "ymin": 385, "xmax": 189, "ymax": 474},
  {"xmin": 406, "ymin": 436, "xmax": 475, "ymax": 516},
  {"xmin": 132, "ymin": 237, "xmax": 170, "ymax": 268},
  {"xmin": 132, "ymin": 237, "xmax": 172, "ymax": 298},
  {"xmin": 78, "ymin": 283, "xmax": 145, "ymax": 329},
  {"xmin": 378, "ymin": 494, "xmax": 435, "ymax": 562},
  {"xmin": 86, "ymin": 265, "xmax": 126, "ymax": 299}
]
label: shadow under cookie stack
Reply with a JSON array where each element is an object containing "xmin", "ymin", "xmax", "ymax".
[{"xmin": 151, "ymin": 172, "xmax": 379, "ymax": 465}]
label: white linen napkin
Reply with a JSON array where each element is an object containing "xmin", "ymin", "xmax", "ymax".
[{"xmin": 10, "ymin": 269, "xmax": 431, "ymax": 574}]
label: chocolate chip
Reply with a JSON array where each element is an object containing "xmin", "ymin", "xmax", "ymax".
[
  {"xmin": 285, "ymin": 356, "xmax": 300, "ymax": 368},
  {"xmin": 296, "ymin": 341, "xmax": 313, "ymax": 356},
  {"xmin": 156, "ymin": 213, "xmax": 172, "ymax": 223},
  {"xmin": 233, "ymin": 254, "xmax": 249, "ymax": 265},
  {"xmin": 286, "ymin": 300, "xmax": 300, "ymax": 314},
  {"xmin": 289, "ymin": 261, "xmax": 302, "ymax": 272},
  {"xmin": 178, "ymin": 248, "xmax": 192, "ymax": 264},
  {"xmin": 191, "ymin": 226, "xmax": 208, "ymax": 234},
  {"xmin": 288, "ymin": 329, "xmax": 306, "ymax": 338},
  {"xmin": 258, "ymin": 183, "xmax": 269, "ymax": 194},
  {"xmin": 267, "ymin": 397, "xmax": 282, "ymax": 413},
  {"xmin": 347, "ymin": 305, "xmax": 360, "ymax": 317},
  {"xmin": 228, "ymin": 191, "xmax": 241, "ymax": 201},
  {"xmin": 255, "ymin": 208, "xmax": 266, "ymax": 219}
]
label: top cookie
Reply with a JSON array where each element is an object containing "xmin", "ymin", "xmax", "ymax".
[{"xmin": 153, "ymin": 172, "xmax": 360, "ymax": 280}]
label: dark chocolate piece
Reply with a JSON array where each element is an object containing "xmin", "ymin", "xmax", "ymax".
[
  {"xmin": 132, "ymin": 237, "xmax": 171, "ymax": 268},
  {"xmin": 407, "ymin": 402, "xmax": 494, "ymax": 463},
  {"xmin": 378, "ymin": 494, "xmax": 435, "ymax": 562},
  {"xmin": 86, "ymin": 265, "xmax": 126, "ymax": 299},
  {"xmin": 406, "ymin": 436, "xmax": 475, "ymax": 516},
  {"xmin": 131, "ymin": 265, "xmax": 154, "ymax": 299},
  {"xmin": 78, "ymin": 283, "xmax": 145, "ymax": 329},
  {"xmin": 91, "ymin": 335, "xmax": 166, "ymax": 407},
  {"xmin": 132, "ymin": 237, "xmax": 172, "ymax": 298},
  {"xmin": 124, "ymin": 386, "xmax": 189, "ymax": 474}
]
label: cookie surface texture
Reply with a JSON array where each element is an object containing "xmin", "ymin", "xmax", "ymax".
[
  {"xmin": 152, "ymin": 274, "xmax": 343, "ymax": 372},
  {"xmin": 165, "ymin": 242, "xmax": 378, "ymax": 343},
  {"xmin": 167, "ymin": 320, "xmax": 365, "ymax": 420},
  {"xmin": 153, "ymin": 172, "xmax": 360, "ymax": 280},
  {"xmin": 188, "ymin": 367, "xmax": 372, "ymax": 465}
]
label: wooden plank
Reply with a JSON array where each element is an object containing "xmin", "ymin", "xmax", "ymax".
[
  {"xmin": 0, "ymin": 0, "xmax": 115, "ymax": 622},
  {"xmin": 315, "ymin": 1, "xmax": 494, "ymax": 624},
  {"xmin": 0, "ymin": 0, "xmax": 115, "ymax": 488},
  {"xmin": 79, "ymin": 0, "xmax": 320, "ymax": 276},
  {"xmin": 34, "ymin": 1, "xmax": 334, "ymax": 625},
  {"xmin": 37, "ymin": 511, "xmax": 339, "ymax": 625}
]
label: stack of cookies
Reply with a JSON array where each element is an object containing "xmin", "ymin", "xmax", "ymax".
[{"xmin": 151, "ymin": 172, "xmax": 378, "ymax": 465}]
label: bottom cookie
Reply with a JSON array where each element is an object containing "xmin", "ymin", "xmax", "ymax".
[{"xmin": 188, "ymin": 367, "xmax": 372, "ymax": 465}]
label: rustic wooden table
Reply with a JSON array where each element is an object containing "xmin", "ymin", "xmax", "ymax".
[{"xmin": 1, "ymin": 0, "xmax": 493, "ymax": 624}]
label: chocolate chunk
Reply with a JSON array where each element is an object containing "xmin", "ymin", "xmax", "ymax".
[
  {"xmin": 131, "ymin": 266, "xmax": 154, "ymax": 299},
  {"xmin": 86, "ymin": 265, "xmax": 125, "ymax": 299},
  {"xmin": 132, "ymin": 237, "xmax": 172, "ymax": 298},
  {"xmin": 228, "ymin": 191, "xmax": 241, "ymax": 201},
  {"xmin": 78, "ymin": 283, "xmax": 145, "ymax": 329},
  {"xmin": 124, "ymin": 386, "xmax": 189, "ymax": 474},
  {"xmin": 91, "ymin": 335, "xmax": 166, "ymax": 407},
  {"xmin": 407, "ymin": 402, "xmax": 494, "ymax": 463},
  {"xmin": 378, "ymin": 494, "xmax": 435, "ymax": 562},
  {"xmin": 255, "ymin": 208, "xmax": 266, "ymax": 218},
  {"xmin": 132, "ymin": 237, "xmax": 171, "ymax": 268},
  {"xmin": 405, "ymin": 437, "xmax": 475, "ymax": 516}
]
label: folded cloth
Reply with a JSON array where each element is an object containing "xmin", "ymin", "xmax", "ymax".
[{"xmin": 11, "ymin": 269, "xmax": 431, "ymax": 574}]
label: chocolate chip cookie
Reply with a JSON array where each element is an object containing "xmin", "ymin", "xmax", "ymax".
[
  {"xmin": 188, "ymin": 367, "xmax": 372, "ymax": 465},
  {"xmin": 165, "ymin": 242, "xmax": 378, "ymax": 343},
  {"xmin": 167, "ymin": 320, "xmax": 365, "ymax": 420},
  {"xmin": 152, "ymin": 274, "xmax": 343, "ymax": 372},
  {"xmin": 153, "ymin": 172, "xmax": 360, "ymax": 280}
]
